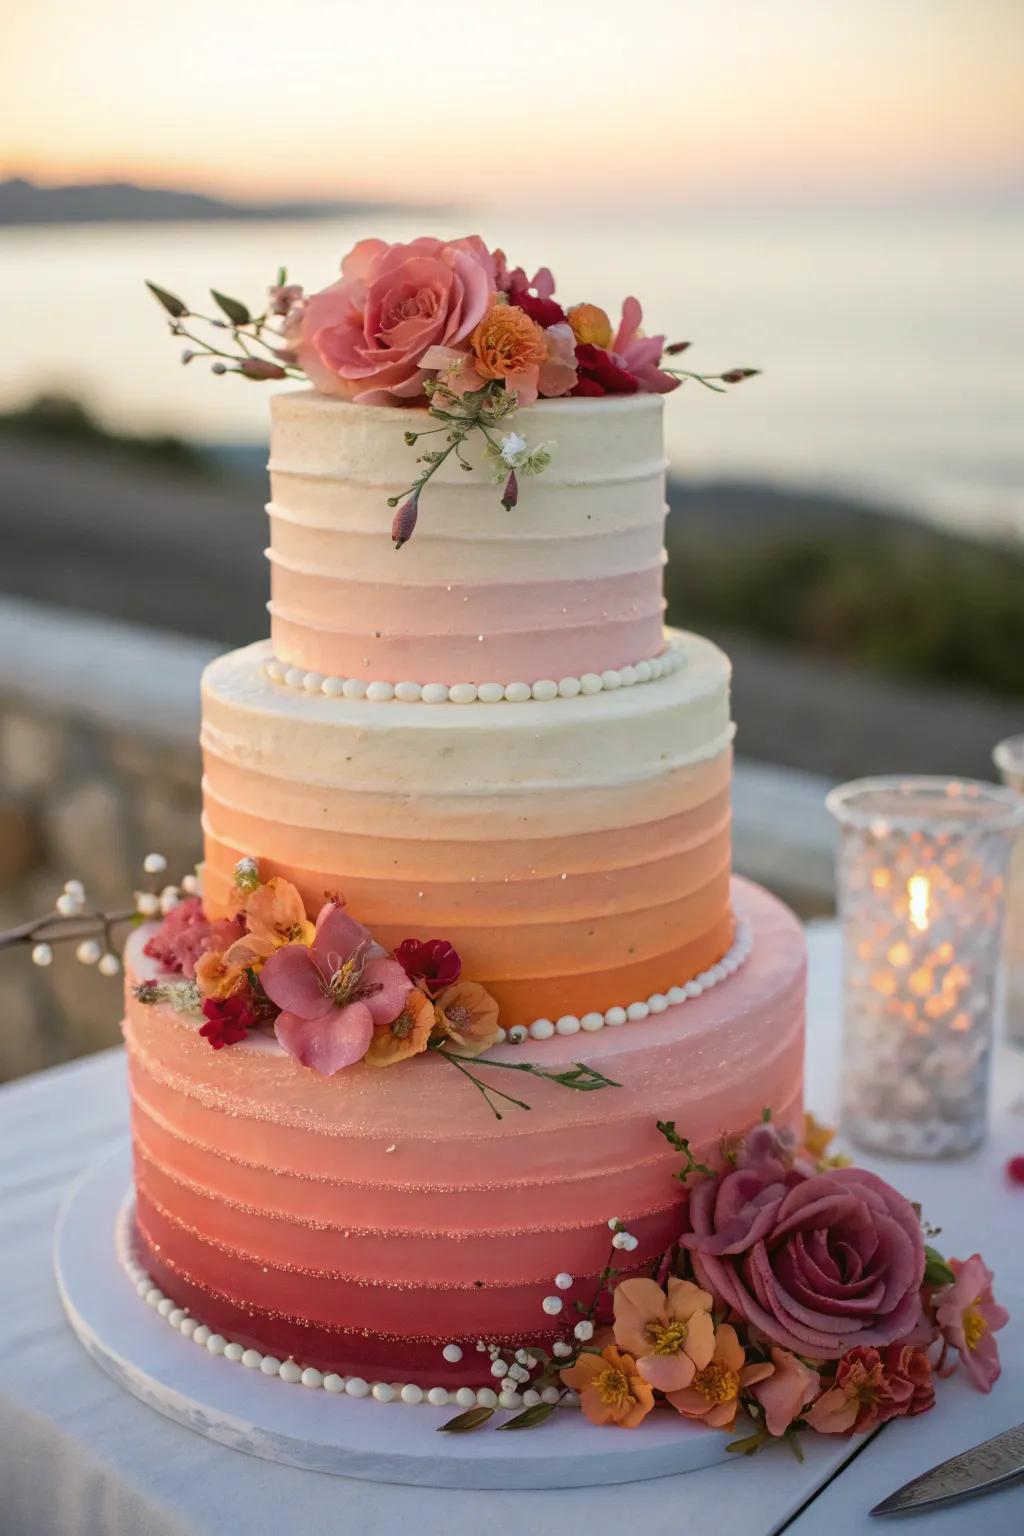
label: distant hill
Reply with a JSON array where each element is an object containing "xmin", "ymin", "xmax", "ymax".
[{"xmin": 0, "ymin": 176, "xmax": 430, "ymax": 225}]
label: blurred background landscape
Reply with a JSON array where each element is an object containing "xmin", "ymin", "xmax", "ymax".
[{"xmin": 1, "ymin": 0, "xmax": 1022, "ymax": 1079}]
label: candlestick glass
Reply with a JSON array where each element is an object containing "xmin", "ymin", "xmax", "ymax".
[
  {"xmin": 993, "ymin": 736, "xmax": 1024, "ymax": 1047},
  {"xmin": 827, "ymin": 776, "xmax": 1024, "ymax": 1157}
]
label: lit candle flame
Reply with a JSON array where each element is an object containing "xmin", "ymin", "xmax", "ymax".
[{"xmin": 908, "ymin": 874, "xmax": 931, "ymax": 933}]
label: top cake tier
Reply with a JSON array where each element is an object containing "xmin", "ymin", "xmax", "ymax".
[{"xmin": 267, "ymin": 390, "xmax": 668, "ymax": 686}]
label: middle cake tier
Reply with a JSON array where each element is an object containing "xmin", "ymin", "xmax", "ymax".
[{"xmin": 201, "ymin": 629, "xmax": 735, "ymax": 1028}]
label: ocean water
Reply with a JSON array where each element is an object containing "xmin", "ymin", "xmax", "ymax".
[{"xmin": 2, "ymin": 203, "xmax": 1022, "ymax": 537}]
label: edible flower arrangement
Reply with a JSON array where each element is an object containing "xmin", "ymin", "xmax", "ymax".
[
  {"xmin": 146, "ymin": 234, "xmax": 757, "ymax": 545},
  {"xmin": 441, "ymin": 1117, "xmax": 1009, "ymax": 1450},
  {"xmin": 133, "ymin": 858, "xmax": 616, "ymax": 1116}
]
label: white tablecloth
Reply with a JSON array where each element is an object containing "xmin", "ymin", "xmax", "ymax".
[{"xmin": 2, "ymin": 925, "xmax": 1021, "ymax": 1536}]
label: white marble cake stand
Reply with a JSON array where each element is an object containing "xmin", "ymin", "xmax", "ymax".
[{"xmin": 55, "ymin": 1143, "xmax": 736, "ymax": 1490}]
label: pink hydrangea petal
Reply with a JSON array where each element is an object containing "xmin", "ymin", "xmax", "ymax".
[
  {"xmin": 259, "ymin": 944, "xmax": 330, "ymax": 1019},
  {"xmin": 274, "ymin": 1001, "xmax": 374, "ymax": 1075}
]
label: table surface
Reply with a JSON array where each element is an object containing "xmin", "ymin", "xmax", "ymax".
[{"xmin": 2, "ymin": 924, "xmax": 1021, "ymax": 1536}]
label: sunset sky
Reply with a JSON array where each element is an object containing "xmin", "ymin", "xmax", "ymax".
[{"xmin": 4, "ymin": 0, "xmax": 1023, "ymax": 206}]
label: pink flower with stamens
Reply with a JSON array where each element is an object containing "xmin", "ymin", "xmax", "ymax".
[
  {"xmin": 934, "ymin": 1254, "xmax": 1008, "ymax": 1392},
  {"xmin": 260, "ymin": 903, "xmax": 411, "ymax": 1075}
]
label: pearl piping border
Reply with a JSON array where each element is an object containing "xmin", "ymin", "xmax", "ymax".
[
  {"xmin": 497, "ymin": 916, "xmax": 752, "ymax": 1045},
  {"xmin": 264, "ymin": 641, "xmax": 686, "ymax": 704},
  {"xmin": 117, "ymin": 1205, "xmax": 578, "ymax": 1413}
]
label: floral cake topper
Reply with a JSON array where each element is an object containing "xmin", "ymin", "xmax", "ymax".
[{"xmin": 147, "ymin": 234, "xmax": 757, "ymax": 545}]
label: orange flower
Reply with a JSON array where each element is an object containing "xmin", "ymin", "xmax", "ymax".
[
  {"xmin": 612, "ymin": 1277, "xmax": 715, "ymax": 1392},
  {"xmin": 433, "ymin": 980, "xmax": 502, "ymax": 1058},
  {"xmin": 470, "ymin": 301, "xmax": 546, "ymax": 383},
  {"xmin": 194, "ymin": 948, "xmax": 247, "ymax": 1001},
  {"xmin": 566, "ymin": 302, "xmax": 612, "ymax": 348},
  {"xmin": 561, "ymin": 1345, "xmax": 655, "ymax": 1428},
  {"xmin": 666, "ymin": 1323, "xmax": 773, "ymax": 1430},
  {"xmin": 242, "ymin": 877, "xmax": 315, "ymax": 954},
  {"xmin": 364, "ymin": 988, "xmax": 435, "ymax": 1068}
]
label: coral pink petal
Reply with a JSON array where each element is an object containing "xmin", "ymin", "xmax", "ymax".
[
  {"xmin": 362, "ymin": 956, "xmax": 413, "ymax": 1024},
  {"xmin": 259, "ymin": 945, "xmax": 329, "ymax": 1019},
  {"xmin": 274, "ymin": 1002, "xmax": 374, "ymax": 1075},
  {"xmin": 614, "ymin": 296, "xmax": 643, "ymax": 352},
  {"xmin": 312, "ymin": 905, "xmax": 370, "ymax": 971},
  {"xmin": 637, "ymin": 1352, "xmax": 695, "ymax": 1393}
]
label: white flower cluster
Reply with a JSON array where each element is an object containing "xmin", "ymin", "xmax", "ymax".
[{"xmin": 483, "ymin": 432, "xmax": 555, "ymax": 483}]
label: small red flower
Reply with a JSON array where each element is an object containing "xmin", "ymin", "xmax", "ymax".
[
  {"xmin": 394, "ymin": 937, "xmax": 462, "ymax": 994},
  {"xmin": 572, "ymin": 343, "xmax": 640, "ymax": 397},
  {"xmin": 505, "ymin": 268, "xmax": 565, "ymax": 328},
  {"xmin": 200, "ymin": 993, "xmax": 257, "ymax": 1050}
]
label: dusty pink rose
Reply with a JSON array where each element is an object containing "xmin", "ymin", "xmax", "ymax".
[
  {"xmin": 260, "ymin": 902, "xmax": 411, "ymax": 1075},
  {"xmin": 934, "ymin": 1254, "xmax": 1008, "ymax": 1392},
  {"xmin": 143, "ymin": 897, "xmax": 243, "ymax": 980},
  {"xmin": 680, "ymin": 1125, "xmax": 926, "ymax": 1358},
  {"xmin": 610, "ymin": 296, "xmax": 679, "ymax": 394},
  {"xmin": 295, "ymin": 236, "xmax": 495, "ymax": 404},
  {"xmin": 750, "ymin": 1347, "xmax": 821, "ymax": 1436}
]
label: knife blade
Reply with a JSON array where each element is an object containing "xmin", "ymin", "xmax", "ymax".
[{"xmin": 871, "ymin": 1422, "xmax": 1024, "ymax": 1517}]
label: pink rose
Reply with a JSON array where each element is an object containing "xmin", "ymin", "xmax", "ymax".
[
  {"xmin": 680, "ymin": 1125, "xmax": 926, "ymax": 1358},
  {"xmin": 295, "ymin": 236, "xmax": 495, "ymax": 404}
]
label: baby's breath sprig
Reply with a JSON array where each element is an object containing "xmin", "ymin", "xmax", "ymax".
[{"xmin": 145, "ymin": 273, "xmax": 306, "ymax": 383}]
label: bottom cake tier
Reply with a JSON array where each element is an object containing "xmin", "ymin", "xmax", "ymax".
[{"xmin": 123, "ymin": 877, "xmax": 805, "ymax": 1388}]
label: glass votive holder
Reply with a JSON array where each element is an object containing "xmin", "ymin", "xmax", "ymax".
[
  {"xmin": 993, "ymin": 736, "xmax": 1024, "ymax": 1047},
  {"xmin": 827, "ymin": 776, "xmax": 1024, "ymax": 1158}
]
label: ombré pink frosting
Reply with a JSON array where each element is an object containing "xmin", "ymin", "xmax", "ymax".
[
  {"xmin": 123, "ymin": 880, "xmax": 806, "ymax": 1385},
  {"xmin": 266, "ymin": 390, "xmax": 668, "ymax": 685}
]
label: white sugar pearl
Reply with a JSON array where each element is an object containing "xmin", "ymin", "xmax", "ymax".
[
  {"xmin": 455, "ymin": 1386, "xmax": 477, "ymax": 1408},
  {"xmin": 422, "ymin": 683, "xmax": 449, "ymax": 704},
  {"xmin": 98, "ymin": 953, "xmax": 122, "ymax": 977},
  {"xmin": 76, "ymin": 939, "xmax": 102, "ymax": 965},
  {"xmin": 366, "ymin": 680, "xmax": 395, "ymax": 702},
  {"xmin": 580, "ymin": 1011, "xmax": 604, "ymax": 1032},
  {"xmin": 476, "ymin": 1387, "xmax": 498, "ymax": 1408},
  {"xmin": 557, "ymin": 676, "xmax": 582, "ymax": 698},
  {"xmin": 531, "ymin": 679, "xmax": 558, "ymax": 701},
  {"xmin": 135, "ymin": 892, "xmax": 159, "ymax": 916},
  {"xmin": 574, "ymin": 1320, "xmax": 595, "ymax": 1341},
  {"xmin": 394, "ymin": 680, "xmax": 423, "ymax": 702},
  {"xmin": 279, "ymin": 1360, "xmax": 302, "ymax": 1384},
  {"xmin": 157, "ymin": 1297, "xmax": 175, "ymax": 1318},
  {"xmin": 684, "ymin": 980, "xmax": 704, "ymax": 998},
  {"xmin": 552, "ymin": 1341, "xmax": 573, "ymax": 1358},
  {"xmin": 490, "ymin": 1358, "xmax": 508, "ymax": 1378},
  {"xmin": 607, "ymin": 1217, "xmax": 622, "ymax": 1230},
  {"xmin": 555, "ymin": 1014, "xmax": 580, "ymax": 1036},
  {"xmin": 206, "ymin": 1334, "xmax": 227, "ymax": 1356},
  {"xmin": 449, "ymin": 682, "xmax": 478, "ymax": 704},
  {"xmin": 477, "ymin": 682, "xmax": 505, "ymax": 703},
  {"xmin": 554, "ymin": 1272, "xmax": 573, "ymax": 1290},
  {"xmin": 285, "ymin": 668, "xmax": 305, "ymax": 689},
  {"xmin": 342, "ymin": 678, "xmax": 368, "ymax": 700},
  {"xmin": 619, "ymin": 665, "xmax": 638, "ymax": 687},
  {"xmin": 143, "ymin": 853, "xmax": 167, "ymax": 875},
  {"xmin": 427, "ymin": 1386, "xmax": 449, "ymax": 1407},
  {"xmin": 135, "ymin": 1277, "xmax": 150, "ymax": 1297},
  {"xmin": 56, "ymin": 891, "xmax": 83, "ymax": 917},
  {"xmin": 442, "ymin": 1343, "xmax": 463, "ymax": 1363},
  {"xmin": 323, "ymin": 1372, "xmax": 345, "ymax": 1393},
  {"xmin": 634, "ymin": 660, "xmax": 652, "ymax": 683},
  {"xmin": 401, "ymin": 1383, "xmax": 424, "ymax": 1405},
  {"xmin": 601, "ymin": 669, "xmax": 622, "ymax": 690},
  {"xmin": 345, "ymin": 1377, "xmax": 370, "ymax": 1398},
  {"xmin": 521, "ymin": 1389, "xmax": 542, "ymax": 1408},
  {"xmin": 63, "ymin": 879, "xmax": 85, "ymax": 899},
  {"xmin": 580, "ymin": 672, "xmax": 604, "ymax": 695},
  {"xmin": 168, "ymin": 1308, "xmax": 187, "ymax": 1328},
  {"xmin": 542, "ymin": 1296, "xmax": 564, "ymax": 1316},
  {"xmin": 322, "ymin": 676, "xmax": 345, "ymax": 697},
  {"xmin": 31, "ymin": 943, "xmax": 53, "ymax": 967},
  {"xmin": 499, "ymin": 1390, "xmax": 522, "ymax": 1409},
  {"xmin": 261, "ymin": 1356, "xmax": 282, "ymax": 1376},
  {"xmin": 604, "ymin": 1006, "xmax": 627, "ymax": 1027},
  {"xmin": 697, "ymin": 971, "xmax": 715, "ymax": 987},
  {"xmin": 626, "ymin": 1001, "xmax": 649, "ymax": 1022},
  {"xmin": 529, "ymin": 1017, "xmax": 555, "ymax": 1040},
  {"xmin": 303, "ymin": 672, "xmax": 324, "ymax": 693},
  {"xmin": 541, "ymin": 1386, "xmax": 561, "ymax": 1405},
  {"xmin": 301, "ymin": 1366, "xmax": 324, "ymax": 1388},
  {"xmin": 145, "ymin": 1286, "xmax": 163, "ymax": 1308},
  {"xmin": 179, "ymin": 1318, "xmax": 198, "ymax": 1339},
  {"xmin": 242, "ymin": 1349, "xmax": 263, "ymax": 1369},
  {"xmin": 372, "ymin": 1382, "xmax": 395, "ymax": 1403},
  {"xmin": 667, "ymin": 986, "xmax": 686, "ymax": 1006},
  {"xmin": 159, "ymin": 886, "xmax": 180, "ymax": 914},
  {"xmin": 503, "ymin": 682, "xmax": 531, "ymax": 702},
  {"xmin": 509, "ymin": 1363, "xmax": 530, "ymax": 1382},
  {"xmin": 224, "ymin": 1342, "xmax": 244, "ymax": 1363},
  {"xmin": 647, "ymin": 993, "xmax": 669, "ymax": 1014},
  {"xmin": 506, "ymin": 1024, "xmax": 528, "ymax": 1044},
  {"xmin": 192, "ymin": 1326, "xmax": 211, "ymax": 1347}
]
